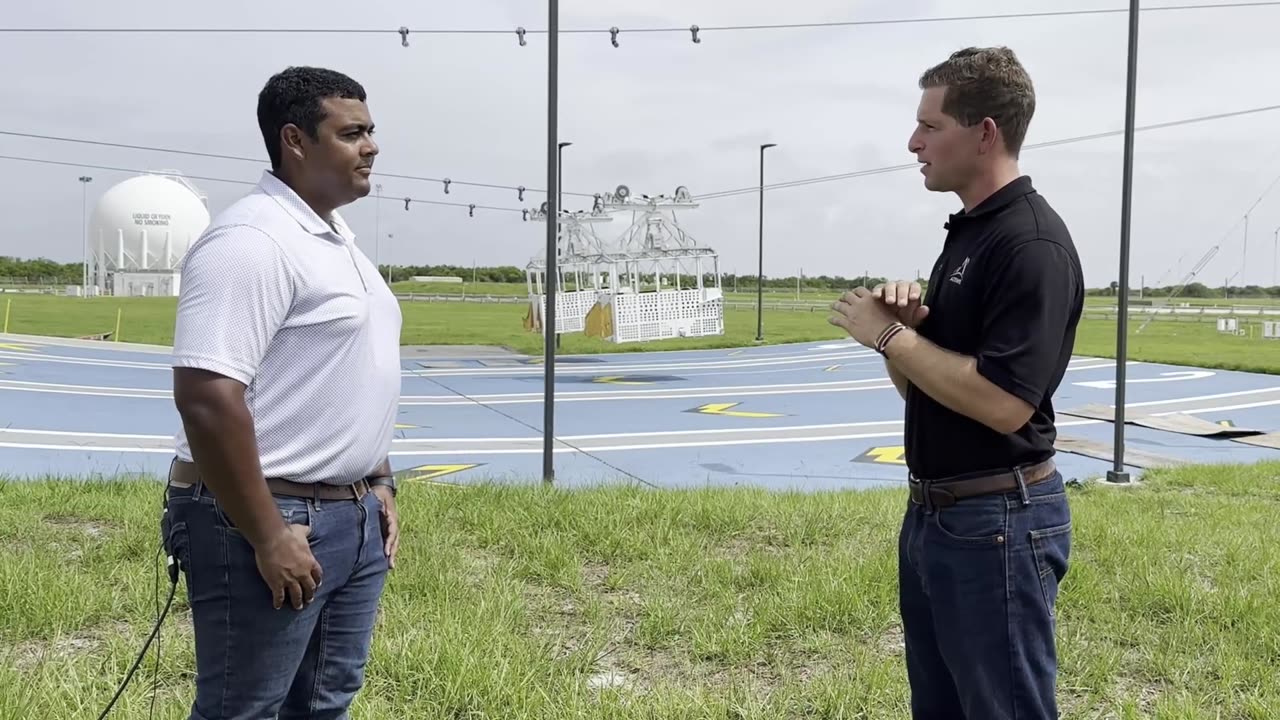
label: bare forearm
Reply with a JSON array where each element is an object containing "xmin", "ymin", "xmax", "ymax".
[
  {"xmin": 885, "ymin": 359, "xmax": 910, "ymax": 400},
  {"xmin": 882, "ymin": 330, "xmax": 1032, "ymax": 434},
  {"xmin": 175, "ymin": 383, "xmax": 287, "ymax": 548}
]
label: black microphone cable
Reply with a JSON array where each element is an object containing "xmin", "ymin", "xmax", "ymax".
[{"xmin": 95, "ymin": 486, "xmax": 180, "ymax": 720}]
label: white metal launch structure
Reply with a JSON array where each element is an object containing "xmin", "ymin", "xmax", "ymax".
[
  {"xmin": 523, "ymin": 202, "xmax": 615, "ymax": 334},
  {"xmin": 524, "ymin": 184, "xmax": 724, "ymax": 344}
]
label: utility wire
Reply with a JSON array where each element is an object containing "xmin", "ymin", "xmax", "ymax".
[
  {"xmin": 0, "ymin": 154, "xmax": 528, "ymax": 215},
  {"xmin": 695, "ymin": 102, "xmax": 1280, "ymax": 201},
  {"xmin": 13, "ymin": 102, "xmax": 1278, "ymax": 211},
  {"xmin": 0, "ymin": 130, "xmax": 595, "ymax": 200},
  {"xmin": 8, "ymin": 103, "xmax": 1278, "ymax": 216},
  {"xmin": 2, "ymin": 2, "xmax": 1278, "ymax": 39}
]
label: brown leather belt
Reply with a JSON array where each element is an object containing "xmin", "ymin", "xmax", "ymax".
[
  {"xmin": 908, "ymin": 458, "xmax": 1057, "ymax": 508},
  {"xmin": 169, "ymin": 459, "xmax": 369, "ymax": 501}
]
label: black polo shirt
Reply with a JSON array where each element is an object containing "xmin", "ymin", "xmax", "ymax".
[{"xmin": 902, "ymin": 175, "xmax": 1084, "ymax": 481}]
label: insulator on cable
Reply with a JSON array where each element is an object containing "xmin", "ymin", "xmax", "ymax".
[
  {"xmin": 690, "ymin": 25, "xmax": 701, "ymax": 43},
  {"xmin": 517, "ymin": 185, "xmax": 526, "ymax": 201},
  {"xmin": 442, "ymin": 178, "xmax": 451, "ymax": 194},
  {"xmin": 468, "ymin": 204, "xmax": 475, "ymax": 217},
  {"xmin": 399, "ymin": 27, "xmax": 410, "ymax": 47},
  {"xmin": 610, "ymin": 27, "xmax": 620, "ymax": 47},
  {"xmin": 403, "ymin": 197, "xmax": 411, "ymax": 211},
  {"xmin": 522, "ymin": 209, "xmax": 529, "ymax": 221},
  {"xmin": 516, "ymin": 27, "xmax": 527, "ymax": 46}
]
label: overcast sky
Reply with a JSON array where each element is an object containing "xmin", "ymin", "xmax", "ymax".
[{"xmin": 3, "ymin": 0, "xmax": 1280, "ymax": 289}]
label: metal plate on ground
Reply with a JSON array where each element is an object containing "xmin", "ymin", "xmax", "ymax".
[
  {"xmin": 1054, "ymin": 436, "xmax": 1190, "ymax": 468},
  {"xmin": 415, "ymin": 360, "xmax": 486, "ymax": 369},
  {"xmin": 570, "ymin": 374, "xmax": 685, "ymax": 385},
  {"xmin": 1060, "ymin": 404, "xmax": 1266, "ymax": 437},
  {"xmin": 1231, "ymin": 433, "xmax": 1280, "ymax": 450}
]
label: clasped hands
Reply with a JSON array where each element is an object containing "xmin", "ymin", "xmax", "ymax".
[{"xmin": 828, "ymin": 280, "xmax": 930, "ymax": 350}]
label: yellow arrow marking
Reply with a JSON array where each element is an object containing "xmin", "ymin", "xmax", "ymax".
[
  {"xmin": 395, "ymin": 423, "xmax": 417, "ymax": 429},
  {"xmin": 592, "ymin": 375, "xmax": 653, "ymax": 385},
  {"xmin": 1217, "ymin": 420, "xmax": 1236, "ymax": 428},
  {"xmin": 0, "ymin": 343, "xmax": 37, "ymax": 352},
  {"xmin": 825, "ymin": 365, "xmax": 841, "ymax": 372},
  {"xmin": 400, "ymin": 464, "xmax": 480, "ymax": 483},
  {"xmin": 693, "ymin": 402, "xmax": 784, "ymax": 418},
  {"xmin": 728, "ymin": 350, "xmax": 745, "ymax": 356},
  {"xmin": 854, "ymin": 445, "xmax": 907, "ymax": 465}
]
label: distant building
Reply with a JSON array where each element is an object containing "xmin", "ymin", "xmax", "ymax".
[{"xmin": 87, "ymin": 172, "xmax": 211, "ymax": 297}]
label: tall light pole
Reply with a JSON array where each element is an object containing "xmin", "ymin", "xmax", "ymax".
[
  {"xmin": 756, "ymin": 143, "xmax": 776, "ymax": 343},
  {"xmin": 1107, "ymin": 0, "xmax": 1140, "ymax": 485},
  {"xmin": 543, "ymin": 0, "xmax": 560, "ymax": 484},
  {"xmin": 374, "ymin": 183, "xmax": 382, "ymax": 283},
  {"xmin": 1272, "ymin": 225, "xmax": 1278, "ymax": 288},
  {"xmin": 1243, "ymin": 212, "xmax": 1249, "ymax": 288},
  {"xmin": 556, "ymin": 142, "xmax": 571, "ymax": 352},
  {"xmin": 79, "ymin": 176, "xmax": 92, "ymax": 298},
  {"xmin": 558, "ymin": 142, "xmax": 571, "ymax": 215}
]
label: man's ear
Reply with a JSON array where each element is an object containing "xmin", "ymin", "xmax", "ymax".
[
  {"xmin": 977, "ymin": 117, "xmax": 1000, "ymax": 155},
  {"xmin": 280, "ymin": 124, "xmax": 308, "ymax": 164}
]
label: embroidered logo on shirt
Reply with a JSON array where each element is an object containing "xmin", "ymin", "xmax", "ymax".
[{"xmin": 948, "ymin": 257, "xmax": 970, "ymax": 285}]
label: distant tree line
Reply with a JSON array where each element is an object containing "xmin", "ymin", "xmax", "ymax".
[
  {"xmin": 0, "ymin": 257, "xmax": 81, "ymax": 285},
  {"xmin": 391, "ymin": 266, "xmax": 1280, "ymax": 298},
  {"xmin": 1089, "ymin": 280, "xmax": 1280, "ymax": 299},
  {"xmin": 385, "ymin": 264, "xmax": 528, "ymax": 284},
  {"xmin": 3, "ymin": 256, "xmax": 1277, "ymax": 298}
]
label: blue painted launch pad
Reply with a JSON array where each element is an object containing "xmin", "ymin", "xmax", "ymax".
[{"xmin": 1, "ymin": 333, "xmax": 1277, "ymax": 491}]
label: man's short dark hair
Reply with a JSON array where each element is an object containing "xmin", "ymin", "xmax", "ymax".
[
  {"xmin": 919, "ymin": 47, "xmax": 1035, "ymax": 157},
  {"xmin": 257, "ymin": 66, "xmax": 367, "ymax": 169}
]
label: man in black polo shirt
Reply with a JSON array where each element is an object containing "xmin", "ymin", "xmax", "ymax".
[{"xmin": 829, "ymin": 47, "xmax": 1083, "ymax": 719}]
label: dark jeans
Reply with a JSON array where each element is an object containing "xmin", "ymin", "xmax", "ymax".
[
  {"xmin": 162, "ymin": 480, "xmax": 388, "ymax": 720},
  {"xmin": 898, "ymin": 470, "xmax": 1072, "ymax": 720}
]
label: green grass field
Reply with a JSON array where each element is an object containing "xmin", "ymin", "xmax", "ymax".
[
  {"xmin": 1, "ymin": 461, "xmax": 1278, "ymax": 718},
  {"xmin": 4, "ymin": 293, "xmax": 1278, "ymax": 374}
]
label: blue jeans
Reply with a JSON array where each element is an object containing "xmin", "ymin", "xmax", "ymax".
[
  {"xmin": 897, "ymin": 470, "xmax": 1072, "ymax": 719},
  {"xmin": 162, "ymin": 480, "xmax": 389, "ymax": 719}
]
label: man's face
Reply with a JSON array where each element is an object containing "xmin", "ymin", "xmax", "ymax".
[
  {"xmin": 297, "ymin": 97, "xmax": 378, "ymax": 206},
  {"xmin": 907, "ymin": 86, "xmax": 982, "ymax": 194}
]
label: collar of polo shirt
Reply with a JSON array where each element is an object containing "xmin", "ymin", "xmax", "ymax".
[
  {"xmin": 259, "ymin": 170, "xmax": 357, "ymax": 245},
  {"xmin": 946, "ymin": 175, "xmax": 1037, "ymax": 228}
]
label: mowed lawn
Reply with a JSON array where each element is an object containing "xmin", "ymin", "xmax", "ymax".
[
  {"xmin": 1, "ymin": 462, "xmax": 1278, "ymax": 718},
  {"xmin": 3, "ymin": 293, "xmax": 1279, "ymax": 374}
]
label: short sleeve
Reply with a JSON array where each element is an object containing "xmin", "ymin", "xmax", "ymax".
[
  {"xmin": 974, "ymin": 239, "xmax": 1081, "ymax": 408},
  {"xmin": 171, "ymin": 225, "xmax": 295, "ymax": 385}
]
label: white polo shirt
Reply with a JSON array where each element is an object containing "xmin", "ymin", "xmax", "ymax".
[{"xmin": 171, "ymin": 170, "xmax": 403, "ymax": 485}]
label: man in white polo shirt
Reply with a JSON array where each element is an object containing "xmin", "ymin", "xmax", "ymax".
[{"xmin": 161, "ymin": 66, "xmax": 402, "ymax": 719}]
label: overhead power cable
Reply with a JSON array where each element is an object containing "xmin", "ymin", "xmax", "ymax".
[
  {"xmin": 694, "ymin": 102, "xmax": 1280, "ymax": 201},
  {"xmin": 2, "ymin": 2, "xmax": 1279, "ymax": 45},
  {"xmin": 0, "ymin": 154, "xmax": 528, "ymax": 216},
  {"xmin": 0, "ymin": 130, "xmax": 593, "ymax": 201}
]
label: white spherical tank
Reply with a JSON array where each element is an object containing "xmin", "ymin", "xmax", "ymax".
[{"xmin": 90, "ymin": 173, "xmax": 211, "ymax": 272}]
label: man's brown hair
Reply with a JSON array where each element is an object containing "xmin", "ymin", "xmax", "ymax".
[{"xmin": 919, "ymin": 46, "xmax": 1036, "ymax": 157}]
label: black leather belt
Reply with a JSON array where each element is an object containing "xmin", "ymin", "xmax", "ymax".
[
  {"xmin": 909, "ymin": 459, "xmax": 1057, "ymax": 508},
  {"xmin": 169, "ymin": 459, "xmax": 369, "ymax": 501}
]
